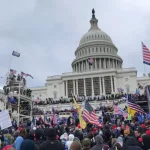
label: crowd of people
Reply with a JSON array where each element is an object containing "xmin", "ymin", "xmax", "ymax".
[
  {"xmin": 1, "ymin": 106, "xmax": 150, "ymax": 150},
  {"xmin": 34, "ymin": 93, "xmax": 147, "ymax": 106}
]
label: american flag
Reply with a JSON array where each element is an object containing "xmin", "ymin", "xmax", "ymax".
[
  {"xmin": 142, "ymin": 42, "xmax": 150, "ymax": 65},
  {"xmin": 82, "ymin": 101, "xmax": 102, "ymax": 127},
  {"xmin": 117, "ymin": 88, "xmax": 124, "ymax": 92},
  {"xmin": 10, "ymin": 69, "xmax": 17, "ymax": 74},
  {"xmin": 52, "ymin": 107, "xmax": 57, "ymax": 125},
  {"xmin": 128, "ymin": 101, "xmax": 145, "ymax": 114},
  {"xmin": 113, "ymin": 105, "xmax": 128, "ymax": 118},
  {"xmin": 21, "ymin": 71, "xmax": 33, "ymax": 79},
  {"xmin": 88, "ymin": 58, "xmax": 94, "ymax": 65},
  {"xmin": 35, "ymin": 97, "xmax": 41, "ymax": 103}
]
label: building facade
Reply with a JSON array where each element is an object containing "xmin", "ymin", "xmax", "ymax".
[{"xmin": 31, "ymin": 10, "xmax": 150, "ymax": 100}]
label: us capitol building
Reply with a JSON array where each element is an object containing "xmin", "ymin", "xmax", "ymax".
[{"xmin": 31, "ymin": 9, "xmax": 150, "ymax": 100}]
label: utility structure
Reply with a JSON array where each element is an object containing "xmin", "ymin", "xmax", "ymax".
[{"xmin": 3, "ymin": 72, "xmax": 33, "ymax": 125}]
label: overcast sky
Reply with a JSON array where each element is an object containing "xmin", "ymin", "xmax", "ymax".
[{"xmin": 0, "ymin": 0, "xmax": 150, "ymax": 88}]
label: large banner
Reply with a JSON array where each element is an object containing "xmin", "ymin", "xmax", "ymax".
[{"xmin": 0, "ymin": 110, "xmax": 12, "ymax": 130}]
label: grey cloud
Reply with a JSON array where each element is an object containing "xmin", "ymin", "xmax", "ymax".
[{"xmin": 0, "ymin": 0, "xmax": 149, "ymax": 88}]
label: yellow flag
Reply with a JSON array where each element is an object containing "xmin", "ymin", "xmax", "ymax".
[
  {"xmin": 73, "ymin": 97, "xmax": 86, "ymax": 129},
  {"xmin": 73, "ymin": 97, "xmax": 80, "ymax": 111},
  {"xmin": 79, "ymin": 108, "xmax": 86, "ymax": 129},
  {"xmin": 128, "ymin": 106, "xmax": 136, "ymax": 117}
]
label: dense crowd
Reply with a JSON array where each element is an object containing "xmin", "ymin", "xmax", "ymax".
[
  {"xmin": 1, "ymin": 107, "xmax": 150, "ymax": 150},
  {"xmin": 34, "ymin": 93, "xmax": 147, "ymax": 106}
]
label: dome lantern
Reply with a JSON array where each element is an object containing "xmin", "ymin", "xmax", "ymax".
[{"xmin": 89, "ymin": 8, "xmax": 100, "ymax": 30}]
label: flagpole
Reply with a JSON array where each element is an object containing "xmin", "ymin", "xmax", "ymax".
[
  {"xmin": 144, "ymin": 64, "xmax": 146, "ymax": 75},
  {"xmin": 8, "ymin": 54, "xmax": 13, "ymax": 74}
]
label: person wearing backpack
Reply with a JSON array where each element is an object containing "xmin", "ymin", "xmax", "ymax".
[{"xmin": 40, "ymin": 128, "xmax": 63, "ymax": 150}]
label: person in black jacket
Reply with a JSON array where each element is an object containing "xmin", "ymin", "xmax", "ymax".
[
  {"xmin": 40, "ymin": 128, "xmax": 63, "ymax": 150},
  {"xmin": 74, "ymin": 127, "xmax": 83, "ymax": 141}
]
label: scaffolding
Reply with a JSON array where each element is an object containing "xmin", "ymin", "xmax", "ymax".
[{"xmin": 3, "ymin": 74, "xmax": 33, "ymax": 125}]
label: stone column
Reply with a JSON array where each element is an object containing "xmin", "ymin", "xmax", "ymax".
[
  {"xmin": 84, "ymin": 78, "xmax": 86, "ymax": 96},
  {"xmin": 83, "ymin": 61, "xmax": 84, "ymax": 71},
  {"xmin": 116, "ymin": 60, "xmax": 117, "ymax": 69},
  {"xmin": 79, "ymin": 62, "xmax": 80, "ymax": 71},
  {"xmin": 76, "ymin": 79, "xmax": 78, "ymax": 95},
  {"xmin": 99, "ymin": 77, "xmax": 102, "ymax": 94},
  {"xmin": 110, "ymin": 76, "xmax": 113, "ymax": 93},
  {"xmin": 95, "ymin": 58, "xmax": 97, "ymax": 69},
  {"xmin": 66, "ymin": 80, "xmax": 68, "ymax": 98},
  {"xmin": 86, "ymin": 60, "xmax": 88, "ymax": 71},
  {"xmin": 113, "ymin": 60, "xmax": 115, "ymax": 68},
  {"xmin": 104, "ymin": 59, "xmax": 106, "ymax": 69},
  {"xmin": 109, "ymin": 59, "xmax": 111, "ymax": 68},
  {"xmin": 63, "ymin": 81, "xmax": 65, "ymax": 97},
  {"xmin": 99, "ymin": 58, "xmax": 101, "ymax": 69},
  {"xmin": 91, "ymin": 78, "xmax": 94, "ymax": 96},
  {"xmin": 76, "ymin": 64, "xmax": 77, "ymax": 72},
  {"xmin": 113, "ymin": 76, "xmax": 117, "ymax": 93},
  {"xmin": 102, "ymin": 77, "xmax": 105, "ymax": 95},
  {"xmin": 73, "ymin": 80, "xmax": 75, "ymax": 95}
]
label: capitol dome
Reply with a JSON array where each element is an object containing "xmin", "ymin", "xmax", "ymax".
[
  {"xmin": 79, "ymin": 30, "xmax": 113, "ymax": 46},
  {"xmin": 72, "ymin": 9, "xmax": 123, "ymax": 72}
]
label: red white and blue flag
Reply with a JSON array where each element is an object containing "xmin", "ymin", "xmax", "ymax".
[
  {"xmin": 82, "ymin": 101, "xmax": 102, "ymax": 127},
  {"xmin": 88, "ymin": 58, "xmax": 94, "ymax": 65},
  {"xmin": 21, "ymin": 71, "xmax": 33, "ymax": 79},
  {"xmin": 10, "ymin": 69, "xmax": 17, "ymax": 75},
  {"xmin": 142, "ymin": 42, "xmax": 150, "ymax": 65}
]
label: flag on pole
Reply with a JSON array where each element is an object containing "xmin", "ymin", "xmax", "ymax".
[
  {"xmin": 35, "ymin": 97, "xmax": 41, "ymax": 103},
  {"xmin": 88, "ymin": 58, "xmax": 94, "ymax": 65},
  {"xmin": 73, "ymin": 97, "xmax": 86, "ymax": 129},
  {"xmin": 127, "ymin": 101, "xmax": 145, "ymax": 116},
  {"xmin": 12, "ymin": 51, "xmax": 20, "ymax": 57},
  {"xmin": 10, "ymin": 69, "xmax": 17, "ymax": 74},
  {"xmin": 142, "ymin": 42, "xmax": 150, "ymax": 65},
  {"xmin": 52, "ymin": 107, "xmax": 57, "ymax": 125},
  {"xmin": 21, "ymin": 71, "xmax": 33, "ymax": 79},
  {"xmin": 82, "ymin": 100, "xmax": 102, "ymax": 127}
]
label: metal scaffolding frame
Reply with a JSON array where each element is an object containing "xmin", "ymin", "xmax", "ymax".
[{"xmin": 4, "ymin": 80, "xmax": 33, "ymax": 125}]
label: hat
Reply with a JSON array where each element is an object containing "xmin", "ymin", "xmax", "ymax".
[
  {"xmin": 82, "ymin": 138, "xmax": 90, "ymax": 148},
  {"xmin": 95, "ymin": 135, "xmax": 103, "ymax": 144},
  {"xmin": 70, "ymin": 141, "xmax": 82, "ymax": 150},
  {"xmin": 146, "ymin": 130, "xmax": 150, "ymax": 136},
  {"xmin": 140, "ymin": 124, "xmax": 146, "ymax": 129}
]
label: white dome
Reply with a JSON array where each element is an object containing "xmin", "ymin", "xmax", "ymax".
[{"xmin": 79, "ymin": 29, "xmax": 113, "ymax": 46}]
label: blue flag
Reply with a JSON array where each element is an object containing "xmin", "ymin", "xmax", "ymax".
[{"xmin": 12, "ymin": 51, "xmax": 20, "ymax": 57}]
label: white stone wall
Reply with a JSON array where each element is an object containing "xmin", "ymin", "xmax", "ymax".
[
  {"xmin": 32, "ymin": 87, "xmax": 47, "ymax": 100},
  {"xmin": 31, "ymin": 68, "xmax": 143, "ymax": 99},
  {"xmin": 46, "ymin": 78, "xmax": 64, "ymax": 99}
]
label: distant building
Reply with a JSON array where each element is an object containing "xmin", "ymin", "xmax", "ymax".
[{"xmin": 31, "ymin": 10, "xmax": 150, "ymax": 100}]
